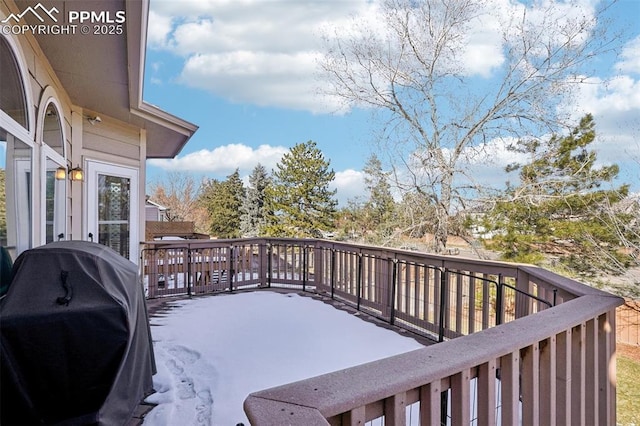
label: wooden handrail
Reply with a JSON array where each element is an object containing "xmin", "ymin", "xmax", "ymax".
[{"xmin": 140, "ymin": 238, "xmax": 623, "ymax": 424}]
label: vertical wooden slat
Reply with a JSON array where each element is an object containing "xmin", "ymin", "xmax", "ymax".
[
  {"xmin": 539, "ymin": 336, "xmax": 556, "ymax": 426},
  {"xmin": 451, "ymin": 369, "xmax": 471, "ymax": 425},
  {"xmin": 455, "ymin": 273, "xmax": 463, "ymax": 334},
  {"xmin": 599, "ymin": 311, "xmax": 615, "ymax": 426},
  {"xmin": 477, "ymin": 359, "xmax": 497, "ymax": 426},
  {"xmin": 482, "ymin": 274, "xmax": 490, "ymax": 330},
  {"xmin": 404, "ymin": 263, "xmax": 411, "ymax": 314},
  {"xmin": 384, "ymin": 392, "xmax": 406, "ymax": 426},
  {"xmin": 420, "ymin": 381, "xmax": 442, "ymax": 426},
  {"xmin": 556, "ymin": 328, "xmax": 572, "ymax": 425},
  {"xmin": 522, "ymin": 342, "xmax": 540, "ymax": 426},
  {"xmin": 423, "ymin": 267, "xmax": 432, "ymax": 323},
  {"xmin": 501, "ymin": 351, "xmax": 519, "ymax": 425},
  {"xmin": 585, "ymin": 317, "xmax": 599, "ymax": 423},
  {"xmin": 468, "ymin": 275, "xmax": 476, "ymax": 334},
  {"xmin": 571, "ymin": 323, "xmax": 586, "ymax": 425},
  {"xmin": 343, "ymin": 405, "xmax": 365, "ymax": 426},
  {"xmin": 434, "ymin": 268, "xmax": 441, "ymax": 331},
  {"xmin": 414, "ymin": 264, "xmax": 421, "ymax": 318},
  {"xmin": 515, "ymin": 268, "xmax": 531, "ymax": 319}
]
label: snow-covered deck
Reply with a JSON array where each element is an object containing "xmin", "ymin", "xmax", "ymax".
[{"xmin": 141, "ymin": 291, "xmax": 426, "ymax": 425}]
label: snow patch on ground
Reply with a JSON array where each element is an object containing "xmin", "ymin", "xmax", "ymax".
[{"xmin": 143, "ymin": 291, "xmax": 425, "ymax": 425}]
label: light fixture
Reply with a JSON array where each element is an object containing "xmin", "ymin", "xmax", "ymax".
[
  {"xmin": 69, "ymin": 165, "xmax": 84, "ymax": 182},
  {"xmin": 87, "ymin": 115, "xmax": 102, "ymax": 125},
  {"xmin": 55, "ymin": 166, "xmax": 67, "ymax": 180}
]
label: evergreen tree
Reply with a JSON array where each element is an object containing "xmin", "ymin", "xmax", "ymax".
[
  {"xmin": 362, "ymin": 154, "xmax": 395, "ymax": 242},
  {"xmin": 240, "ymin": 164, "xmax": 270, "ymax": 237},
  {"xmin": 265, "ymin": 141, "xmax": 337, "ymax": 237},
  {"xmin": 201, "ymin": 169, "xmax": 245, "ymax": 238},
  {"xmin": 483, "ymin": 114, "xmax": 633, "ymax": 276}
]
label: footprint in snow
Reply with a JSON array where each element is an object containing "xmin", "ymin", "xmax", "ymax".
[
  {"xmin": 160, "ymin": 343, "xmax": 217, "ymax": 425},
  {"xmin": 168, "ymin": 345, "xmax": 201, "ymax": 365}
]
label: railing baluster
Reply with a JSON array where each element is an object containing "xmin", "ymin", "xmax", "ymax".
[
  {"xmin": 539, "ymin": 337, "xmax": 557, "ymax": 426},
  {"xmin": 420, "ymin": 382, "xmax": 442, "ymax": 426},
  {"xmin": 384, "ymin": 392, "xmax": 406, "ymax": 426},
  {"xmin": 571, "ymin": 323, "xmax": 586, "ymax": 425},
  {"xmin": 522, "ymin": 342, "xmax": 540, "ymax": 425},
  {"xmin": 477, "ymin": 359, "xmax": 497, "ymax": 426},
  {"xmin": 451, "ymin": 369, "xmax": 471, "ymax": 425},
  {"xmin": 343, "ymin": 406, "xmax": 365, "ymax": 426}
]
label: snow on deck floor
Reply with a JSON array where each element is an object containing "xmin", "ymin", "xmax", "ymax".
[{"xmin": 142, "ymin": 291, "xmax": 425, "ymax": 425}]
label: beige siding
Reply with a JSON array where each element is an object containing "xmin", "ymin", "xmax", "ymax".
[{"xmin": 1, "ymin": 0, "xmax": 146, "ymax": 252}]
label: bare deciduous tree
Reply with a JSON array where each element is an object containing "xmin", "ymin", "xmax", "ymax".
[
  {"xmin": 148, "ymin": 172, "xmax": 210, "ymax": 234},
  {"xmin": 320, "ymin": 0, "xmax": 620, "ymax": 252}
]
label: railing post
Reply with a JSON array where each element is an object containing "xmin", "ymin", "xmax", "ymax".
[
  {"xmin": 267, "ymin": 243, "xmax": 272, "ymax": 288},
  {"xmin": 390, "ymin": 258, "xmax": 398, "ymax": 326},
  {"xmin": 187, "ymin": 246, "xmax": 192, "ymax": 297},
  {"xmin": 229, "ymin": 245, "xmax": 234, "ymax": 293},
  {"xmin": 438, "ymin": 267, "xmax": 448, "ymax": 342},
  {"xmin": 330, "ymin": 248, "xmax": 336, "ymax": 299},
  {"xmin": 356, "ymin": 252, "xmax": 363, "ymax": 311},
  {"xmin": 496, "ymin": 273, "xmax": 504, "ymax": 326},
  {"xmin": 302, "ymin": 245, "xmax": 307, "ymax": 292}
]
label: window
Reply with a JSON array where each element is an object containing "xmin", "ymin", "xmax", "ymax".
[
  {"xmin": 0, "ymin": 36, "xmax": 28, "ymax": 129},
  {"xmin": 1, "ymin": 35, "xmax": 33, "ymax": 257},
  {"xmin": 41, "ymin": 102, "xmax": 66, "ymax": 243}
]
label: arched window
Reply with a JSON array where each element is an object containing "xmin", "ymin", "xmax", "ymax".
[
  {"xmin": 43, "ymin": 103, "xmax": 64, "ymax": 155},
  {"xmin": 0, "ymin": 36, "xmax": 29, "ymax": 130},
  {"xmin": 1, "ymin": 35, "xmax": 33, "ymax": 256},
  {"xmin": 41, "ymin": 101, "xmax": 66, "ymax": 243}
]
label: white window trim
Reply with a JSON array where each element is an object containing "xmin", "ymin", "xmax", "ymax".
[{"xmin": 85, "ymin": 160, "xmax": 140, "ymax": 263}]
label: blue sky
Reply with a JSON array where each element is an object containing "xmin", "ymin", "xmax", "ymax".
[{"xmin": 143, "ymin": 0, "xmax": 640, "ymax": 205}]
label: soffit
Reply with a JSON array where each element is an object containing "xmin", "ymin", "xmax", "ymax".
[{"xmin": 19, "ymin": 0, "xmax": 196, "ymax": 158}]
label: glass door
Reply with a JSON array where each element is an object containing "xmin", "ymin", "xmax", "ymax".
[{"xmin": 86, "ymin": 161, "xmax": 138, "ymax": 262}]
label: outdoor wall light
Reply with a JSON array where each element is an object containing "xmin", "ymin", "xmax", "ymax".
[
  {"xmin": 87, "ymin": 115, "xmax": 102, "ymax": 125},
  {"xmin": 55, "ymin": 166, "xmax": 67, "ymax": 180},
  {"xmin": 69, "ymin": 165, "xmax": 84, "ymax": 182}
]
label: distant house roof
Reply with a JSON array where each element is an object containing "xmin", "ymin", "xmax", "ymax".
[
  {"xmin": 20, "ymin": 0, "xmax": 197, "ymax": 158},
  {"xmin": 145, "ymin": 199, "xmax": 168, "ymax": 211}
]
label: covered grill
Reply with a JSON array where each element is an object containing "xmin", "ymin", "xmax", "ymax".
[{"xmin": 1, "ymin": 241, "xmax": 155, "ymax": 425}]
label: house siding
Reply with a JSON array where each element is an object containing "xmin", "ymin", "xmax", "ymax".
[{"xmin": 1, "ymin": 0, "xmax": 147, "ymax": 260}]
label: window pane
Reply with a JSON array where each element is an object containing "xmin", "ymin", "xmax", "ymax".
[
  {"xmin": 98, "ymin": 175, "xmax": 130, "ymax": 258},
  {"xmin": 0, "ymin": 36, "xmax": 28, "ymax": 129},
  {"xmin": 0, "ymin": 130, "xmax": 32, "ymax": 257}
]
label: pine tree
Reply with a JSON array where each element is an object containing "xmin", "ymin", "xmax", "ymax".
[
  {"xmin": 362, "ymin": 154, "xmax": 395, "ymax": 242},
  {"xmin": 201, "ymin": 169, "xmax": 245, "ymax": 238},
  {"xmin": 483, "ymin": 114, "xmax": 633, "ymax": 276},
  {"xmin": 265, "ymin": 141, "xmax": 337, "ymax": 237},
  {"xmin": 240, "ymin": 164, "xmax": 270, "ymax": 237}
]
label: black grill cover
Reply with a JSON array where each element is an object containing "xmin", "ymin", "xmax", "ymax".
[{"xmin": 1, "ymin": 241, "xmax": 155, "ymax": 425}]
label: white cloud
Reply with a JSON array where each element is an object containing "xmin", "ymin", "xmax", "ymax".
[
  {"xmin": 561, "ymin": 74, "xmax": 640, "ymax": 164},
  {"xmin": 148, "ymin": 143, "xmax": 288, "ymax": 175},
  {"xmin": 148, "ymin": 0, "xmax": 369, "ymax": 113},
  {"xmin": 179, "ymin": 50, "xmax": 336, "ymax": 113},
  {"xmin": 331, "ymin": 169, "xmax": 366, "ymax": 205},
  {"xmin": 616, "ymin": 35, "xmax": 640, "ymax": 75},
  {"xmin": 146, "ymin": 10, "xmax": 173, "ymax": 48},
  {"xmin": 147, "ymin": 0, "xmax": 530, "ymax": 113}
]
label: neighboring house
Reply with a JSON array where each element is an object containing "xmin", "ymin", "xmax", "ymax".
[
  {"xmin": 0, "ymin": 0, "xmax": 197, "ymax": 264},
  {"xmin": 145, "ymin": 199, "xmax": 169, "ymax": 222}
]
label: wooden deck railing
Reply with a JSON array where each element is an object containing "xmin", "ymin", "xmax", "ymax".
[{"xmin": 141, "ymin": 238, "xmax": 623, "ymax": 425}]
